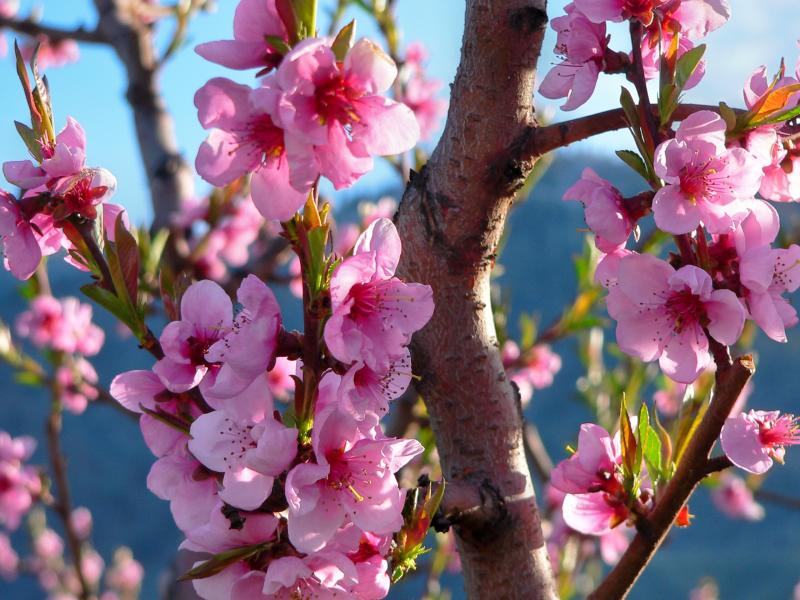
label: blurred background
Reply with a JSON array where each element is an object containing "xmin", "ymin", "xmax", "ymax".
[{"xmin": 1, "ymin": 0, "xmax": 799, "ymax": 598}]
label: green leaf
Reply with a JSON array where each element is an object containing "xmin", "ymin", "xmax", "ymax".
[
  {"xmin": 748, "ymin": 102, "xmax": 800, "ymax": 129},
  {"xmin": 306, "ymin": 224, "xmax": 330, "ymax": 296},
  {"xmin": 616, "ymin": 150, "xmax": 650, "ymax": 182},
  {"xmin": 332, "ymin": 19, "xmax": 356, "ymax": 61},
  {"xmin": 291, "ymin": 0, "xmax": 317, "ymax": 39},
  {"xmin": 80, "ymin": 282, "xmax": 134, "ymax": 327},
  {"xmin": 15, "ymin": 371, "xmax": 43, "ymax": 386},
  {"xmin": 673, "ymin": 393, "xmax": 707, "ymax": 466},
  {"xmin": 675, "ymin": 44, "xmax": 705, "ymax": 90},
  {"xmin": 718, "ymin": 101, "xmax": 739, "ymax": 132},
  {"xmin": 619, "ymin": 396, "xmax": 638, "ymax": 479},
  {"xmin": 619, "ymin": 87, "xmax": 641, "ymax": 129},
  {"xmin": 179, "ymin": 544, "xmax": 266, "ymax": 581},
  {"xmin": 637, "ymin": 403, "xmax": 663, "ymax": 484},
  {"xmin": 115, "ymin": 215, "xmax": 140, "ymax": 303},
  {"xmin": 264, "ymin": 34, "xmax": 292, "ymax": 56},
  {"xmin": 15, "ymin": 121, "xmax": 42, "ymax": 162}
]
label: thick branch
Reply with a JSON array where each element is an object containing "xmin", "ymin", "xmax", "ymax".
[
  {"xmin": 522, "ymin": 103, "xmax": 741, "ymax": 160},
  {"xmin": 395, "ymin": 1, "xmax": 557, "ymax": 598},
  {"xmin": 0, "ymin": 15, "xmax": 106, "ymax": 44},
  {"xmin": 92, "ymin": 0, "xmax": 194, "ymax": 230},
  {"xmin": 590, "ymin": 353, "xmax": 755, "ymax": 600}
]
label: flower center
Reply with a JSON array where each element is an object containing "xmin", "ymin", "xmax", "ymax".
[
  {"xmin": 245, "ymin": 114, "xmax": 285, "ymax": 163},
  {"xmin": 314, "ymin": 74, "xmax": 361, "ymax": 127},
  {"xmin": 187, "ymin": 335, "xmax": 218, "ymax": 366},
  {"xmin": 219, "ymin": 419, "xmax": 256, "ymax": 469},
  {"xmin": 758, "ymin": 415, "xmax": 800, "ymax": 448},
  {"xmin": 665, "ymin": 289, "xmax": 706, "ymax": 333}
]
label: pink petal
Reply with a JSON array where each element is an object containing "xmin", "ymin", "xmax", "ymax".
[{"xmin": 720, "ymin": 414, "xmax": 773, "ymax": 474}]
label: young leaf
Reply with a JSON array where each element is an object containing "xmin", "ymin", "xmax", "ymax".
[
  {"xmin": 616, "ymin": 150, "xmax": 650, "ymax": 182},
  {"xmin": 179, "ymin": 544, "xmax": 266, "ymax": 581},
  {"xmin": 14, "ymin": 121, "xmax": 42, "ymax": 162},
  {"xmin": 674, "ymin": 44, "xmax": 705, "ymax": 90},
  {"xmin": 115, "ymin": 215, "xmax": 140, "ymax": 303},
  {"xmin": 332, "ymin": 19, "xmax": 356, "ymax": 61},
  {"xmin": 619, "ymin": 397, "xmax": 638, "ymax": 479}
]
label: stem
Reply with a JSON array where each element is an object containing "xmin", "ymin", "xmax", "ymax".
[
  {"xmin": 0, "ymin": 15, "xmax": 106, "ymax": 44},
  {"xmin": 674, "ymin": 233, "xmax": 696, "ymax": 266},
  {"xmin": 74, "ymin": 219, "xmax": 114, "ymax": 291},
  {"xmin": 589, "ymin": 351, "xmax": 754, "ymax": 600},
  {"xmin": 628, "ymin": 20, "xmax": 661, "ymax": 147},
  {"xmin": 46, "ymin": 382, "xmax": 91, "ymax": 600}
]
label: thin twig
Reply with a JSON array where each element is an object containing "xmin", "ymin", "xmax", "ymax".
[
  {"xmin": 523, "ymin": 422, "xmax": 554, "ymax": 482},
  {"xmin": 755, "ymin": 489, "xmax": 800, "ymax": 511},
  {"xmin": 0, "ymin": 15, "xmax": 106, "ymax": 44},
  {"xmin": 46, "ymin": 384, "xmax": 91, "ymax": 600},
  {"xmin": 589, "ymin": 350, "xmax": 754, "ymax": 600}
]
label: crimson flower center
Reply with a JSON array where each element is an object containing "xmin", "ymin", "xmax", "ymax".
[
  {"xmin": 246, "ymin": 114, "xmax": 285, "ymax": 163},
  {"xmin": 665, "ymin": 289, "xmax": 706, "ymax": 333},
  {"xmin": 314, "ymin": 74, "xmax": 361, "ymax": 127}
]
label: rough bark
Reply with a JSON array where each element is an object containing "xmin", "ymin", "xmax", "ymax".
[
  {"xmin": 394, "ymin": 1, "xmax": 557, "ymax": 598},
  {"xmin": 92, "ymin": 0, "xmax": 194, "ymax": 229}
]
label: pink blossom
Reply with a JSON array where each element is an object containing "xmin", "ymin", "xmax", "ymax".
[
  {"xmin": 230, "ymin": 552, "xmax": 359, "ymax": 599},
  {"xmin": 205, "ymin": 275, "xmax": 282, "ymax": 399},
  {"xmin": 70, "ymin": 507, "xmax": 93, "ymax": 539},
  {"xmin": 562, "ymin": 491, "xmax": 629, "ymax": 535},
  {"xmin": 188, "ymin": 401, "xmax": 297, "ymax": 510},
  {"xmin": 0, "ymin": 1, "xmax": 19, "ymax": 57},
  {"xmin": 34, "ymin": 529, "xmax": 64, "ymax": 560},
  {"xmin": 267, "ymin": 355, "xmax": 296, "ymax": 401},
  {"xmin": 653, "ymin": 380, "xmax": 689, "ymax": 417},
  {"xmin": 20, "ymin": 36, "xmax": 79, "ymax": 69},
  {"xmin": 721, "ymin": 410, "xmax": 800, "ymax": 474},
  {"xmin": 195, "ymin": 0, "xmax": 288, "ymax": 73},
  {"xmin": 551, "ymin": 424, "xmax": 621, "ymax": 495},
  {"xmin": 652, "ymin": 111, "xmax": 761, "ymax": 235},
  {"xmin": 147, "ymin": 442, "xmax": 218, "ymax": 535},
  {"xmin": 606, "ymin": 253, "xmax": 745, "ymax": 383},
  {"xmin": 16, "ymin": 296, "xmax": 104, "ymax": 356},
  {"xmin": 4, "ymin": 117, "xmax": 87, "ymax": 189},
  {"xmin": 334, "ymin": 348, "xmax": 413, "ymax": 424},
  {"xmin": 324, "ymin": 218, "xmax": 434, "ymax": 372},
  {"xmin": 598, "ymin": 527, "xmax": 632, "ymax": 565},
  {"xmin": 105, "ymin": 549, "xmax": 144, "ymax": 594},
  {"xmin": 0, "ymin": 533, "xmax": 18, "ymax": 581},
  {"xmin": 640, "ymin": 30, "xmax": 705, "ymax": 90},
  {"xmin": 182, "ymin": 500, "xmax": 278, "ymax": 555},
  {"xmin": 397, "ymin": 43, "xmax": 447, "ymax": 141},
  {"xmin": 539, "ymin": 4, "xmax": 607, "ymax": 111},
  {"xmin": 56, "ymin": 358, "xmax": 99, "ymax": 415},
  {"xmin": 276, "ymin": 38, "xmax": 420, "ymax": 188},
  {"xmin": 111, "ymin": 369, "xmax": 194, "ymax": 458},
  {"xmin": 358, "ymin": 197, "xmax": 398, "ymax": 228},
  {"xmin": 710, "ymin": 473, "xmax": 764, "ymax": 520},
  {"xmin": 153, "ymin": 280, "xmax": 235, "ymax": 395},
  {"xmin": 0, "ymin": 188, "xmax": 41, "ymax": 279},
  {"xmin": 563, "ymin": 168, "xmax": 635, "ymax": 250},
  {"xmin": 194, "ymin": 77, "xmax": 312, "ymax": 221},
  {"xmin": 574, "ymin": 0, "xmax": 730, "ymax": 38},
  {"xmin": 285, "ymin": 407, "xmax": 422, "ymax": 553},
  {"xmin": 515, "ymin": 344, "xmax": 563, "ymax": 390}
]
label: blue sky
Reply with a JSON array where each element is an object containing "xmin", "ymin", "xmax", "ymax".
[{"xmin": 0, "ymin": 1, "xmax": 798, "ymax": 224}]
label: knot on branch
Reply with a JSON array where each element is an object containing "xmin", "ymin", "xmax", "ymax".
[
  {"xmin": 154, "ymin": 153, "xmax": 188, "ymax": 180},
  {"xmin": 434, "ymin": 479, "xmax": 511, "ymax": 544},
  {"xmin": 508, "ymin": 6, "xmax": 548, "ymax": 34}
]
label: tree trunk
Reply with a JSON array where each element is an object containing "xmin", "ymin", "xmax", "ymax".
[
  {"xmin": 395, "ymin": 1, "xmax": 557, "ymax": 598},
  {"xmin": 93, "ymin": 0, "xmax": 194, "ymax": 230}
]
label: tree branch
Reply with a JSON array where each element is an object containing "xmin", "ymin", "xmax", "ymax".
[
  {"xmin": 46, "ymin": 387, "xmax": 91, "ymax": 600},
  {"xmin": 91, "ymin": 0, "xmax": 194, "ymax": 230},
  {"xmin": 520, "ymin": 103, "xmax": 742, "ymax": 161},
  {"xmin": 0, "ymin": 15, "xmax": 106, "ymax": 44},
  {"xmin": 589, "ymin": 352, "xmax": 755, "ymax": 600},
  {"xmin": 395, "ymin": 1, "xmax": 557, "ymax": 598}
]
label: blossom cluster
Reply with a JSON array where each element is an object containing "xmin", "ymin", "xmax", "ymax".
[
  {"xmin": 540, "ymin": 0, "xmax": 728, "ymax": 111},
  {"xmin": 1, "ymin": 115, "xmax": 124, "ymax": 280},
  {"xmin": 112, "ymin": 217, "xmax": 433, "ymax": 598},
  {"xmin": 544, "ymin": 0, "xmax": 800, "ymax": 544},
  {"xmin": 193, "ymin": 0, "xmax": 422, "ymax": 222}
]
